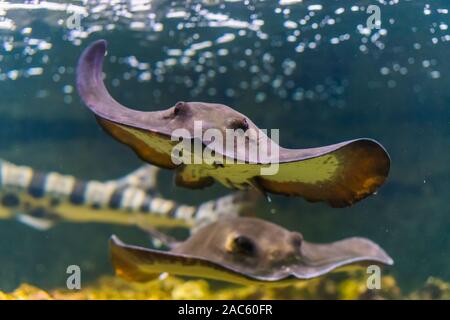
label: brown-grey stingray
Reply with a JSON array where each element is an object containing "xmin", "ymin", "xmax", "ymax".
[
  {"xmin": 110, "ymin": 217, "xmax": 393, "ymax": 285},
  {"xmin": 77, "ymin": 39, "xmax": 390, "ymax": 208}
]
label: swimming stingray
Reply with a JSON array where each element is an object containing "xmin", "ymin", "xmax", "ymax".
[
  {"xmin": 77, "ymin": 40, "xmax": 390, "ymax": 208},
  {"xmin": 110, "ymin": 217, "xmax": 393, "ymax": 285}
]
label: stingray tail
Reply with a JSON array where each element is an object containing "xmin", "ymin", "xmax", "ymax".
[
  {"xmin": 192, "ymin": 190, "xmax": 260, "ymax": 232},
  {"xmin": 106, "ymin": 164, "xmax": 160, "ymax": 192}
]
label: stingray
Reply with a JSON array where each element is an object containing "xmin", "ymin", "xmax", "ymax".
[
  {"xmin": 77, "ymin": 40, "xmax": 390, "ymax": 208},
  {"xmin": 110, "ymin": 217, "xmax": 393, "ymax": 285}
]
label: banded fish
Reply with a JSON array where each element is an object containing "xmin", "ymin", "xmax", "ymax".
[{"xmin": 0, "ymin": 159, "xmax": 255, "ymax": 231}]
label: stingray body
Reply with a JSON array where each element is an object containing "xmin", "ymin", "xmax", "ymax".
[
  {"xmin": 110, "ymin": 217, "xmax": 393, "ymax": 285},
  {"xmin": 77, "ymin": 40, "xmax": 390, "ymax": 208}
]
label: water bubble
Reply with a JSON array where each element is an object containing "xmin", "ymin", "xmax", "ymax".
[
  {"xmin": 430, "ymin": 70, "xmax": 441, "ymax": 79},
  {"xmin": 63, "ymin": 85, "xmax": 73, "ymax": 94}
]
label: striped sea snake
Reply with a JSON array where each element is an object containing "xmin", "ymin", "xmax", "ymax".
[{"xmin": 0, "ymin": 159, "xmax": 254, "ymax": 231}]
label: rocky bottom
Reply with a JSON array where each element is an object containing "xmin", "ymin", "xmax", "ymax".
[{"xmin": 1, "ymin": 269, "xmax": 449, "ymax": 300}]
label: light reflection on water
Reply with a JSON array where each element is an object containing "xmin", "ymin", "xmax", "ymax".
[{"xmin": 0, "ymin": 0, "xmax": 446, "ymax": 105}]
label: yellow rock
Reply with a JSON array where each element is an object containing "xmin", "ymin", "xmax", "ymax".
[
  {"xmin": 0, "ymin": 271, "xmax": 446, "ymax": 300},
  {"xmin": 171, "ymin": 280, "xmax": 210, "ymax": 300}
]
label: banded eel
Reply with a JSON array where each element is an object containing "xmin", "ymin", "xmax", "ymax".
[{"xmin": 0, "ymin": 159, "xmax": 255, "ymax": 231}]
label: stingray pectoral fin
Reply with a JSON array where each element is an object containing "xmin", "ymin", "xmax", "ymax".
[
  {"xmin": 97, "ymin": 118, "xmax": 177, "ymax": 169},
  {"xmin": 257, "ymin": 139, "xmax": 390, "ymax": 207},
  {"xmin": 293, "ymin": 237, "xmax": 394, "ymax": 279},
  {"xmin": 77, "ymin": 40, "xmax": 169, "ymax": 131},
  {"xmin": 110, "ymin": 235, "xmax": 162, "ymax": 282},
  {"xmin": 175, "ymin": 165, "xmax": 215, "ymax": 189},
  {"xmin": 109, "ymin": 235, "xmax": 262, "ymax": 285},
  {"xmin": 77, "ymin": 40, "xmax": 177, "ymax": 168}
]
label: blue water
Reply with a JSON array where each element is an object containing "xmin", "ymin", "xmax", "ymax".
[{"xmin": 0, "ymin": 0, "xmax": 449, "ymax": 294}]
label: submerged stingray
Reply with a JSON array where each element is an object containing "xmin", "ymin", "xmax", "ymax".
[
  {"xmin": 110, "ymin": 217, "xmax": 393, "ymax": 285},
  {"xmin": 77, "ymin": 40, "xmax": 390, "ymax": 208}
]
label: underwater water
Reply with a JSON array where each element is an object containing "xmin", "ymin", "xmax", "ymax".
[{"xmin": 0, "ymin": 0, "xmax": 449, "ymax": 298}]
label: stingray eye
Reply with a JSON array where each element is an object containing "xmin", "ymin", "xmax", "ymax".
[
  {"xmin": 227, "ymin": 117, "xmax": 249, "ymax": 131},
  {"xmin": 174, "ymin": 101, "xmax": 185, "ymax": 116},
  {"xmin": 232, "ymin": 235, "xmax": 256, "ymax": 255},
  {"xmin": 291, "ymin": 232, "xmax": 303, "ymax": 248}
]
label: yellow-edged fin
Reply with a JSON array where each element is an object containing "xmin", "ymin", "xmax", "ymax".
[
  {"xmin": 97, "ymin": 117, "xmax": 177, "ymax": 169},
  {"xmin": 256, "ymin": 139, "xmax": 390, "ymax": 207},
  {"xmin": 109, "ymin": 235, "xmax": 280, "ymax": 286},
  {"xmin": 170, "ymin": 140, "xmax": 389, "ymax": 207}
]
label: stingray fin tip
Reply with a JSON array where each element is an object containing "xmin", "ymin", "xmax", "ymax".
[
  {"xmin": 383, "ymin": 254, "xmax": 394, "ymax": 266},
  {"xmin": 109, "ymin": 234, "xmax": 124, "ymax": 247},
  {"xmin": 88, "ymin": 39, "xmax": 107, "ymax": 56}
]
